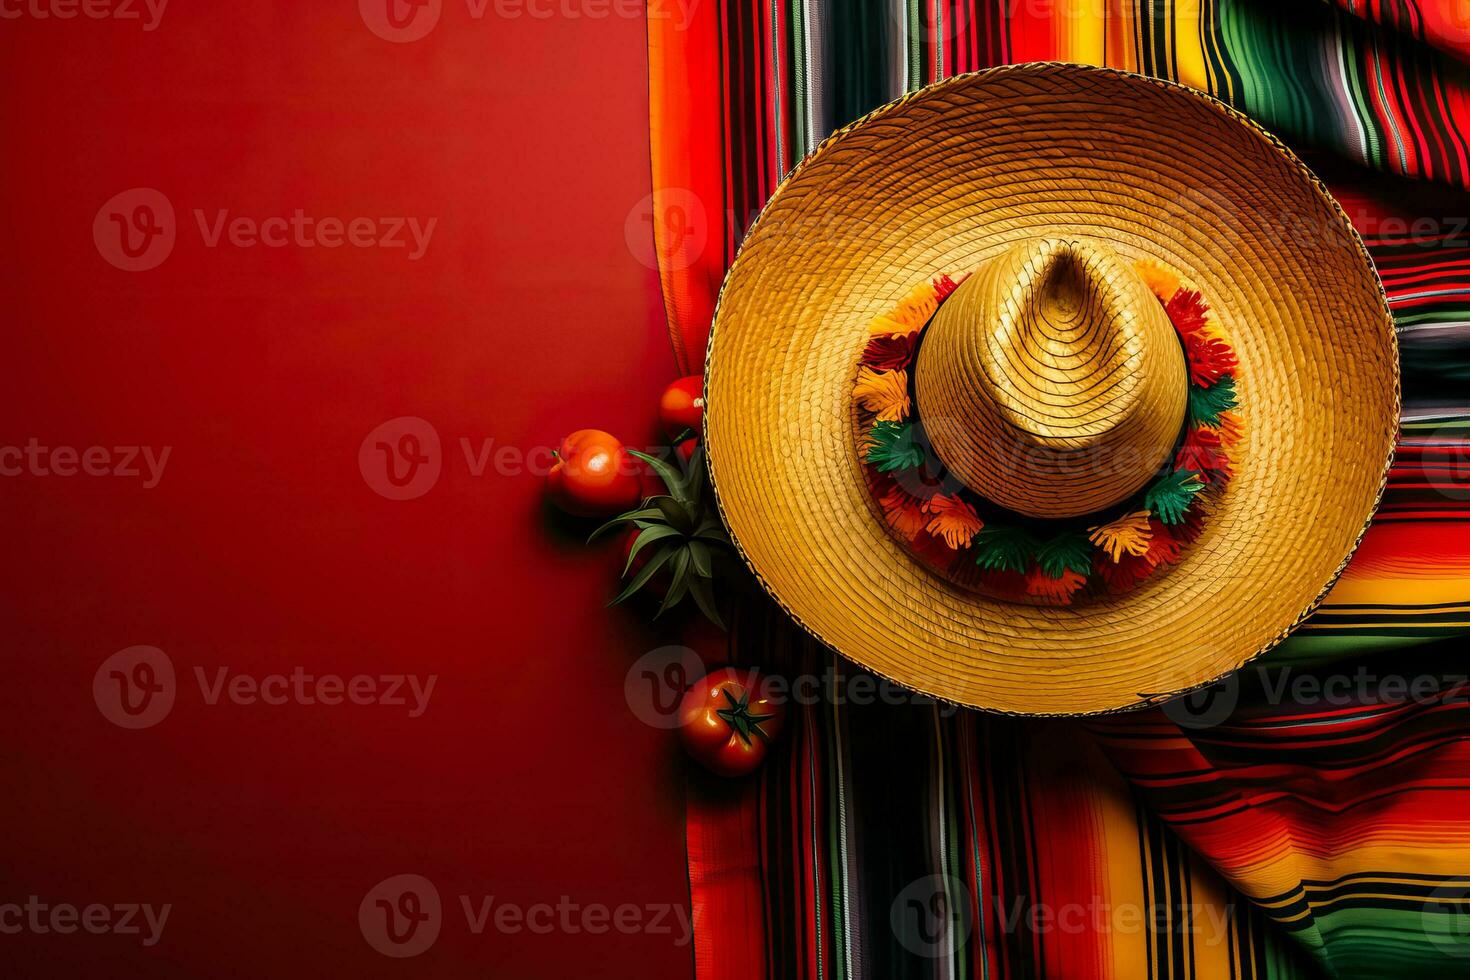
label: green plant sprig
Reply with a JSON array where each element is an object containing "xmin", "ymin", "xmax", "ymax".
[{"xmin": 589, "ymin": 443, "xmax": 734, "ymax": 627}]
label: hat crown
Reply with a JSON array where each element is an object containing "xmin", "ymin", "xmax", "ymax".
[{"xmin": 915, "ymin": 238, "xmax": 1187, "ymax": 518}]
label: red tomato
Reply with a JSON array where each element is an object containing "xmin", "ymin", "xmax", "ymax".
[
  {"xmin": 658, "ymin": 375, "xmax": 704, "ymax": 439},
  {"xmin": 677, "ymin": 667, "xmax": 785, "ymax": 777},
  {"xmin": 545, "ymin": 429, "xmax": 643, "ymax": 518}
]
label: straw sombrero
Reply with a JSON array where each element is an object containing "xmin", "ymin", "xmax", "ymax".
[{"xmin": 704, "ymin": 63, "xmax": 1399, "ymax": 716}]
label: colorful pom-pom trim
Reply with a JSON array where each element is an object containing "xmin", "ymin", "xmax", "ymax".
[{"xmin": 854, "ymin": 261, "xmax": 1244, "ymax": 606}]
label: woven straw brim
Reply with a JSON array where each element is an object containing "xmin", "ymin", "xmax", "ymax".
[{"xmin": 705, "ymin": 63, "xmax": 1399, "ymax": 716}]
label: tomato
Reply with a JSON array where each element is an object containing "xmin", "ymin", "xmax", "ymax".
[
  {"xmin": 658, "ymin": 375, "xmax": 704, "ymax": 439},
  {"xmin": 677, "ymin": 667, "xmax": 785, "ymax": 777},
  {"xmin": 546, "ymin": 429, "xmax": 643, "ymax": 518}
]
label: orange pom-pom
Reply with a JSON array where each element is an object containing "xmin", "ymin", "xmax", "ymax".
[
  {"xmin": 923, "ymin": 494, "xmax": 984, "ymax": 549},
  {"xmin": 853, "ymin": 367, "xmax": 911, "ymax": 422}
]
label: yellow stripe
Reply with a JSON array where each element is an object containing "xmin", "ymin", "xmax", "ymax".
[
  {"xmin": 1173, "ymin": 0, "xmax": 1211, "ymax": 92},
  {"xmin": 1064, "ymin": 0, "xmax": 1106, "ymax": 67}
]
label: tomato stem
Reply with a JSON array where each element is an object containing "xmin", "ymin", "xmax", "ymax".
[{"xmin": 716, "ymin": 688, "xmax": 775, "ymax": 746}]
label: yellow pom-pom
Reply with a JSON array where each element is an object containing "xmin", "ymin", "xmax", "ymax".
[
  {"xmin": 1088, "ymin": 511, "xmax": 1153, "ymax": 563},
  {"xmin": 853, "ymin": 367, "xmax": 911, "ymax": 422},
  {"xmin": 1136, "ymin": 260, "xmax": 1183, "ymax": 303}
]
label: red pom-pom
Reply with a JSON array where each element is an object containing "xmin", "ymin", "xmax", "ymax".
[
  {"xmin": 1184, "ymin": 332, "xmax": 1238, "ymax": 387},
  {"xmin": 1164, "ymin": 288, "xmax": 1210, "ymax": 335},
  {"xmin": 977, "ymin": 568, "xmax": 1029, "ymax": 600},
  {"xmin": 1098, "ymin": 553, "xmax": 1155, "ymax": 592},
  {"xmin": 861, "ymin": 334, "xmax": 916, "ymax": 371},
  {"xmin": 933, "ymin": 273, "xmax": 968, "ymax": 301},
  {"xmin": 1144, "ymin": 519, "xmax": 1182, "ymax": 568},
  {"xmin": 1176, "ymin": 427, "xmax": 1232, "ymax": 481}
]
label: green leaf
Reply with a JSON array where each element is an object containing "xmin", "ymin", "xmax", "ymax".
[
  {"xmin": 693, "ymin": 513, "xmax": 732, "ymax": 547},
  {"xmin": 609, "ymin": 543, "xmax": 677, "ymax": 605},
  {"xmin": 656, "ymin": 550, "xmax": 692, "ymax": 618},
  {"xmin": 653, "ymin": 495, "xmax": 694, "ymax": 533},
  {"xmin": 688, "ymin": 540, "xmax": 713, "ymax": 578},
  {"xmin": 587, "ymin": 506, "xmax": 663, "ymax": 544},
  {"xmin": 623, "ymin": 525, "xmax": 682, "ymax": 576},
  {"xmin": 687, "ymin": 574, "xmax": 725, "ymax": 629},
  {"xmin": 1187, "ymin": 375, "xmax": 1238, "ymax": 427},
  {"xmin": 1145, "ymin": 468, "xmax": 1206, "ymax": 525},
  {"xmin": 1036, "ymin": 533, "xmax": 1092, "ymax": 579},
  {"xmin": 972, "ymin": 524, "xmax": 1038, "ymax": 574},
  {"xmin": 864, "ymin": 421, "xmax": 926, "ymax": 473},
  {"xmin": 684, "ymin": 444, "xmax": 706, "ymax": 509},
  {"xmin": 628, "ymin": 449, "xmax": 692, "ymax": 507}
]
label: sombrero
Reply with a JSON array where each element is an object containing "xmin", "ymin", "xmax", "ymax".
[{"xmin": 704, "ymin": 63, "xmax": 1399, "ymax": 716}]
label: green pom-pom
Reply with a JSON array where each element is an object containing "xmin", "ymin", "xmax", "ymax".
[
  {"xmin": 1036, "ymin": 533, "xmax": 1092, "ymax": 579},
  {"xmin": 972, "ymin": 524, "xmax": 1038, "ymax": 574},
  {"xmin": 865, "ymin": 421, "xmax": 925, "ymax": 473},
  {"xmin": 1145, "ymin": 469, "xmax": 1206, "ymax": 525},
  {"xmin": 1188, "ymin": 375, "xmax": 1237, "ymax": 427}
]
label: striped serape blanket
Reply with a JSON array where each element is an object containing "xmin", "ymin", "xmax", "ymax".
[{"xmin": 644, "ymin": 1, "xmax": 1470, "ymax": 976}]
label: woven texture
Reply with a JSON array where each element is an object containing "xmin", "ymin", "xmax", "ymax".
[
  {"xmin": 917, "ymin": 238, "xmax": 1188, "ymax": 519},
  {"xmin": 705, "ymin": 64, "xmax": 1399, "ymax": 715}
]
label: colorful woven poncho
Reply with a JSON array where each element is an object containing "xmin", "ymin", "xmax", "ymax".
[{"xmin": 648, "ymin": 3, "xmax": 1470, "ymax": 977}]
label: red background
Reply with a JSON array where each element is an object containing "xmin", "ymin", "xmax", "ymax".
[{"xmin": 1, "ymin": 4, "xmax": 694, "ymax": 977}]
